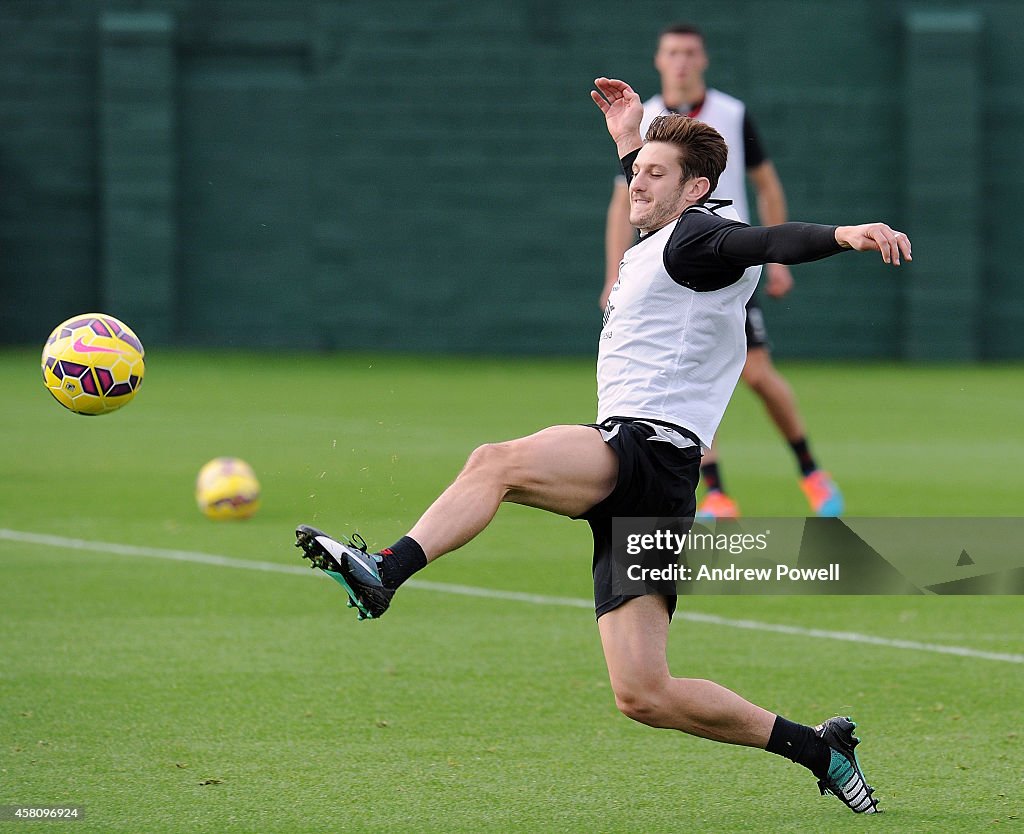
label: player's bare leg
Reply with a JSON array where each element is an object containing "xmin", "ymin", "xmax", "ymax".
[
  {"xmin": 698, "ymin": 347, "xmax": 843, "ymax": 517},
  {"xmin": 408, "ymin": 424, "xmax": 618, "ymax": 560},
  {"xmin": 741, "ymin": 346, "xmax": 804, "ymax": 441},
  {"xmin": 297, "ymin": 425, "xmax": 618, "ymax": 617},
  {"xmin": 598, "ymin": 594, "xmax": 774, "ymax": 744},
  {"xmin": 743, "ymin": 347, "xmax": 844, "ymax": 514},
  {"xmin": 598, "ymin": 595, "xmax": 879, "ymax": 812}
]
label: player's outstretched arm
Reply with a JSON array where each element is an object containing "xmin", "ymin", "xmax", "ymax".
[
  {"xmin": 591, "ymin": 77, "xmax": 644, "ymax": 158},
  {"xmin": 689, "ymin": 221, "xmax": 913, "ymax": 273},
  {"xmin": 835, "ymin": 224, "xmax": 912, "ymax": 266}
]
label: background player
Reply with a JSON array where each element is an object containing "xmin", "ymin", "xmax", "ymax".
[{"xmin": 602, "ymin": 23, "xmax": 843, "ymax": 518}]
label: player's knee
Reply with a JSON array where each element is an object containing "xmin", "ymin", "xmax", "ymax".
[
  {"xmin": 464, "ymin": 442, "xmax": 502, "ymax": 474},
  {"xmin": 741, "ymin": 348, "xmax": 775, "ymax": 391},
  {"xmin": 741, "ymin": 363, "xmax": 769, "ymax": 393},
  {"xmin": 462, "ymin": 441, "xmax": 519, "ymax": 484},
  {"xmin": 612, "ymin": 682, "xmax": 669, "ymax": 728}
]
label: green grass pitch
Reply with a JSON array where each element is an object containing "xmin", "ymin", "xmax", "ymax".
[{"xmin": 1, "ymin": 349, "xmax": 1022, "ymax": 833}]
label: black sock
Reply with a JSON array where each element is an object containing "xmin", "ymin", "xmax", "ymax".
[
  {"xmin": 376, "ymin": 536, "xmax": 427, "ymax": 590},
  {"xmin": 789, "ymin": 437, "xmax": 818, "ymax": 477},
  {"xmin": 766, "ymin": 715, "xmax": 831, "ymax": 779},
  {"xmin": 701, "ymin": 461, "xmax": 724, "ymax": 493}
]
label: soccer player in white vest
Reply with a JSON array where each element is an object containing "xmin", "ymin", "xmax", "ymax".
[
  {"xmin": 602, "ymin": 22, "xmax": 844, "ymax": 520},
  {"xmin": 295, "ymin": 76, "xmax": 911, "ymax": 815}
]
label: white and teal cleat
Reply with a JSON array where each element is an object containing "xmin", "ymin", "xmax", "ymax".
[
  {"xmin": 295, "ymin": 524, "xmax": 394, "ymax": 620},
  {"xmin": 815, "ymin": 716, "xmax": 880, "ymax": 814}
]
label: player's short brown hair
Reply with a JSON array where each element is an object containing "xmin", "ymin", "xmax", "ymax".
[
  {"xmin": 644, "ymin": 114, "xmax": 728, "ymax": 197},
  {"xmin": 658, "ymin": 22, "xmax": 704, "ymax": 42}
]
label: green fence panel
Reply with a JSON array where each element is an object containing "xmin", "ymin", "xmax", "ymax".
[
  {"xmin": 902, "ymin": 10, "xmax": 982, "ymax": 360},
  {"xmin": 98, "ymin": 10, "xmax": 177, "ymax": 344}
]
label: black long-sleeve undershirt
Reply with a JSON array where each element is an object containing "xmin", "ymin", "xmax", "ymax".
[{"xmin": 664, "ymin": 213, "xmax": 845, "ymax": 291}]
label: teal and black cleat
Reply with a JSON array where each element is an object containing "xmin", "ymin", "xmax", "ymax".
[
  {"xmin": 295, "ymin": 524, "xmax": 394, "ymax": 620},
  {"xmin": 815, "ymin": 716, "xmax": 880, "ymax": 814}
]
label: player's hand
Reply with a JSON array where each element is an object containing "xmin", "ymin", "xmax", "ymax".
[
  {"xmin": 591, "ymin": 78, "xmax": 644, "ymax": 150},
  {"xmin": 835, "ymin": 224, "xmax": 912, "ymax": 266},
  {"xmin": 765, "ymin": 263, "xmax": 794, "ymax": 298}
]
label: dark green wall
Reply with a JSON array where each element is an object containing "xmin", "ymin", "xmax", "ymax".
[{"xmin": 2, "ymin": 1, "xmax": 1023, "ymax": 358}]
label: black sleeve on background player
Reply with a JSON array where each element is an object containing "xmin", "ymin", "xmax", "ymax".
[
  {"xmin": 743, "ymin": 112, "xmax": 767, "ymax": 170},
  {"xmin": 619, "ymin": 148, "xmax": 641, "ymax": 185},
  {"xmin": 664, "ymin": 211, "xmax": 846, "ymax": 292}
]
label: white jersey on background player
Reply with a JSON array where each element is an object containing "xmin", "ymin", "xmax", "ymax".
[{"xmin": 639, "ymin": 91, "xmax": 751, "ymax": 223}]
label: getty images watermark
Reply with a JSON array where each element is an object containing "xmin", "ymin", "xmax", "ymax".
[
  {"xmin": 611, "ymin": 517, "xmax": 1024, "ymax": 595},
  {"xmin": 624, "ymin": 527, "xmax": 839, "ymax": 584}
]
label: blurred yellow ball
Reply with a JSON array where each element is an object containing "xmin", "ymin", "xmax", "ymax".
[{"xmin": 195, "ymin": 457, "xmax": 261, "ymax": 520}]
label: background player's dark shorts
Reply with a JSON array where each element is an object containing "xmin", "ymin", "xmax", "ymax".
[
  {"xmin": 745, "ymin": 293, "xmax": 770, "ymax": 350},
  {"xmin": 579, "ymin": 418, "xmax": 701, "ymax": 620}
]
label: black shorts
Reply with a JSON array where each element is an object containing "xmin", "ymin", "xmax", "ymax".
[
  {"xmin": 745, "ymin": 294, "xmax": 770, "ymax": 350},
  {"xmin": 579, "ymin": 417, "xmax": 702, "ymax": 620}
]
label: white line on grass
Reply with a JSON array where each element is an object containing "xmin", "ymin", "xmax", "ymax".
[{"xmin": 3, "ymin": 527, "xmax": 1022, "ymax": 665}]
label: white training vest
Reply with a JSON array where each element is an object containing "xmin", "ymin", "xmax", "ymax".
[
  {"xmin": 640, "ymin": 90, "xmax": 750, "ymax": 223},
  {"xmin": 596, "ymin": 208, "xmax": 760, "ymax": 447}
]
